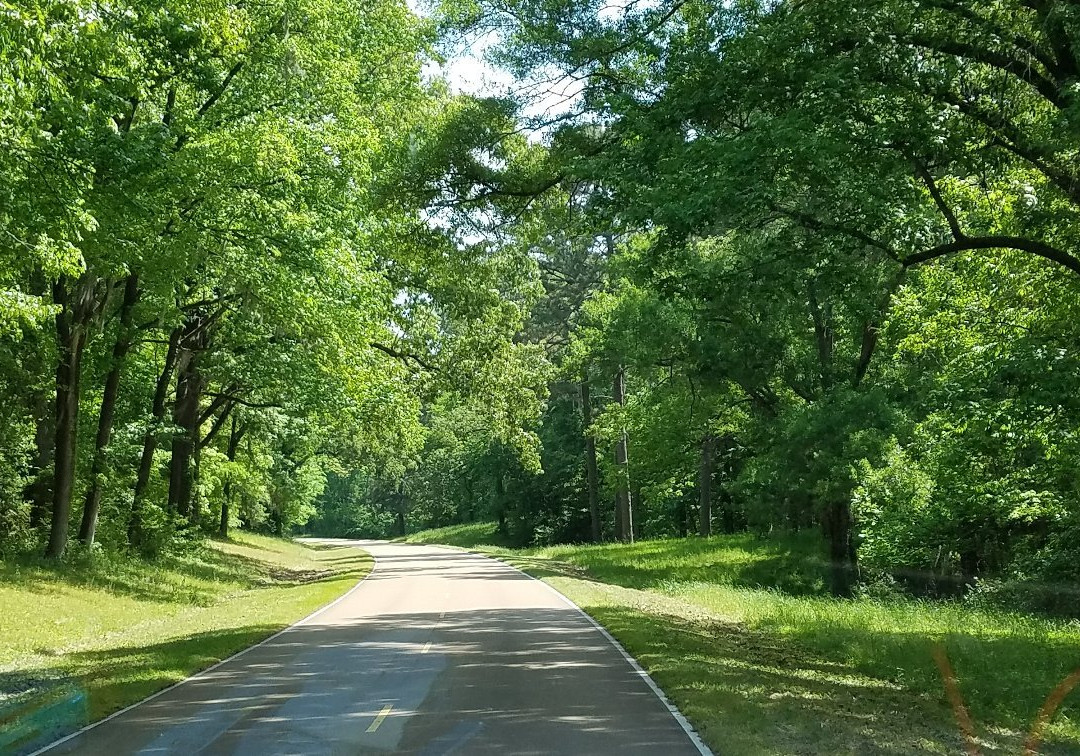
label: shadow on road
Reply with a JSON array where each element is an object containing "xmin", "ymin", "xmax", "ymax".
[{"xmin": 34, "ymin": 603, "xmax": 698, "ymax": 755}]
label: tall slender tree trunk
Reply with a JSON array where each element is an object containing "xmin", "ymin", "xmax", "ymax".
[
  {"xmin": 46, "ymin": 277, "xmax": 94, "ymax": 559},
  {"xmin": 26, "ymin": 395, "xmax": 53, "ymax": 529},
  {"xmin": 130, "ymin": 326, "xmax": 182, "ymax": 547},
  {"xmin": 698, "ymin": 433, "xmax": 715, "ymax": 537},
  {"xmin": 495, "ymin": 472, "xmax": 507, "ymax": 537},
  {"xmin": 190, "ymin": 420, "xmax": 203, "ymax": 524},
  {"xmin": 219, "ymin": 478, "xmax": 232, "ymax": 538},
  {"xmin": 719, "ymin": 490, "xmax": 737, "ymax": 534},
  {"xmin": 219, "ymin": 417, "xmax": 244, "ymax": 538},
  {"xmin": 395, "ymin": 481, "xmax": 408, "ymax": 537},
  {"xmin": 581, "ymin": 378, "xmax": 602, "ymax": 543},
  {"xmin": 632, "ymin": 482, "xmax": 642, "ymax": 532},
  {"xmin": 613, "ymin": 367, "xmax": 633, "ymax": 543},
  {"xmin": 678, "ymin": 492, "xmax": 689, "ymax": 538},
  {"xmin": 79, "ymin": 274, "xmax": 139, "ymax": 547}
]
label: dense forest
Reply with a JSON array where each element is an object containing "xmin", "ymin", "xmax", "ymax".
[
  {"xmin": 3, "ymin": 0, "xmax": 1080, "ymax": 608},
  {"xmin": 0, "ymin": 0, "xmax": 544, "ymax": 561}
]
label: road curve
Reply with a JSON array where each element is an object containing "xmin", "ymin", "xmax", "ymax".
[{"xmin": 40, "ymin": 540, "xmax": 707, "ymax": 755}]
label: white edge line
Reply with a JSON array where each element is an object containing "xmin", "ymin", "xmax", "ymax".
[
  {"xmin": 421, "ymin": 542, "xmax": 714, "ymax": 756},
  {"xmin": 29, "ymin": 542, "xmax": 378, "ymax": 756}
]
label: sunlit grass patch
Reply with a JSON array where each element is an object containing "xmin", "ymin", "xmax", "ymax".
[
  {"xmin": 0, "ymin": 534, "xmax": 371, "ymax": 726},
  {"xmin": 409, "ymin": 523, "xmax": 1080, "ymax": 754},
  {"xmin": 400, "ymin": 521, "xmax": 517, "ymax": 549}
]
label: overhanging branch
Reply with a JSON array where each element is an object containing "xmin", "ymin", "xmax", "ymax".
[{"xmin": 370, "ymin": 342, "xmax": 438, "ymax": 372}]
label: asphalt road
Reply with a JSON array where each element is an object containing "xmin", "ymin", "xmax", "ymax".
[{"xmin": 41, "ymin": 541, "xmax": 708, "ymax": 755}]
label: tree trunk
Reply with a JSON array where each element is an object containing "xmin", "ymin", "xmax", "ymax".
[
  {"xmin": 632, "ymin": 483, "xmax": 642, "ymax": 531},
  {"xmin": 191, "ymin": 420, "xmax": 203, "ymax": 524},
  {"xmin": 678, "ymin": 491, "xmax": 689, "ymax": 538},
  {"xmin": 79, "ymin": 273, "xmax": 139, "ymax": 547},
  {"xmin": 166, "ymin": 311, "xmax": 212, "ymax": 521},
  {"xmin": 823, "ymin": 499, "xmax": 857, "ymax": 597},
  {"xmin": 46, "ymin": 277, "xmax": 94, "ymax": 559},
  {"xmin": 495, "ymin": 472, "xmax": 507, "ymax": 536},
  {"xmin": 26, "ymin": 395, "xmax": 53, "ymax": 529},
  {"xmin": 219, "ymin": 480, "xmax": 231, "ymax": 538},
  {"xmin": 130, "ymin": 326, "xmax": 182, "ymax": 547},
  {"xmin": 719, "ymin": 490, "xmax": 737, "ymax": 534},
  {"xmin": 581, "ymin": 379, "xmax": 602, "ymax": 543},
  {"xmin": 168, "ymin": 351, "xmax": 204, "ymax": 519},
  {"xmin": 219, "ymin": 417, "xmax": 244, "ymax": 538},
  {"xmin": 613, "ymin": 367, "xmax": 634, "ymax": 543},
  {"xmin": 698, "ymin": 433, "xmax": 715, "ymax": 537}
]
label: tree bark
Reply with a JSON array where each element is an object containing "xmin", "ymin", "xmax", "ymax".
[
  {"xmin": 129, "ymin": 326, "xmax": 182, "ymax": 547},
  {"xmin": 718, "ymin": 490, "xmax": 737, "ymax": 534},
  {"xmin": 678, "ymin": 491, "xmax": 689, "ymax": 538},
  {"xmin": 808, "ymin": 282, "xmax": 834, "ymax": 391},
  {"xmin": 26, "ymin": 395, "xmax": 53, "ymax": 529},
  {"xmin": 395, "ymin": 481, "xmax": 408, "ymax": 537},
  {"xmin": 613, "ymin": 367, "xmax": 634, "ymax": 543},
  {"xmin": 46, "ymin": 276, "xmax": 96, "ymax": 559},
  {"xmin": 581, "ymin": 379, "xmax": 602, "ymax": 543},
  {"xmin": 698, "ymin": 433, "xmax": 715, "ymax": 537},
  {"xmin": 168, "ymin": 351, "xmax": 204, "ymax": 519},
  {"xmin": 79, "ymin": 273, "xmax": 139, "ymax": 547},
  {"xmin": 166, "ymin": 309, "xmax": 213, "ymax": 521},
  {"xmin": 191, "ymin": 417, "xmax": 203, "ymax": 524},
  {"xmin": 219, "ymin": 417, "xmax": 245, "ymax": 538},
  {"xmin": 495, "ymin": 472, "xmax": 508, "ymax": 537},
  {"xmin": 823, "ymin": 499, "xmax": 857, "ymax": 597}
]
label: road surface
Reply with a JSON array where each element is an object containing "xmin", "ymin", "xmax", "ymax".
[{"xmin": 41, "ymin": 540, "xmax": 707, "ymax": 755}]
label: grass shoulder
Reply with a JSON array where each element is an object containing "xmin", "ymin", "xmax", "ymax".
[
  {"xmin": 0, "ymin": 534, "xmax": 371, "ymax": 749},
  {"xmin": 404, "ymin": 522, "xmax": 1080, "ymax": 755}
]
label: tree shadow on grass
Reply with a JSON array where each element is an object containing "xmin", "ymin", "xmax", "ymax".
[
  {"xmin": 587, "ymin": 604, "xmax": 1078, "ymax": 755},
  {"xmin": 1, "ymin": 624, "xmax": 283, "ymax": 754},
  {"xmin": 545, "ymin": 532, "xmax": 829, "ymax": 597},
  {"xmin": 776, "ymin": 616, "xmax": 1080, "ymax": 751},
  {"xmin": 0, "ymin": 550, "xmax": 254, "ymax": 607},
  {"xmin": 0, "ymin": 543, "xmax": 369, "ymax": 608},
  {"xmin": 397, "ymin": 523, "xmax": 519, "ymax": 550}
]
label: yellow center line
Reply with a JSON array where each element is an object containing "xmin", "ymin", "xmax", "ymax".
[{"xmin": 366, "ymin": 704, "xmax": 393, "ymax": 733}]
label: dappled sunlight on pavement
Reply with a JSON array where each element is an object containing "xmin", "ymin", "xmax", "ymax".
[{"xmin": 41, "ymin": 542, "xmax": 705, "ymax": 755}]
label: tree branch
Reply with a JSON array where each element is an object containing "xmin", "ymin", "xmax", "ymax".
[
  {"xmin": 769, "ymin": 203, "xmax": 900, "ymax": 261},
  {"xmin": 902, "ymin": 235, "xmax": 1080, "ymax": 276},
  {"xmin": 903, "ymin": 34, "xmax": 1064, "ymax": 108},
  {"xmin": 200, "ymin": 401, "xmax": 237, "ymax": 449},
  {"xmin": 913, "ymin": 161, "xmax": 964, "ymax": 240},
  {"xmin": 853, "ymin": 321, "xmax": 878, "ymax": 388},
  {"xmin": 370, "ymin": 342, "xmax": 438, "ymax": 372},
  {"xmin": 205, "ymin": 392, "xmax": 281, "ymax": 410}
]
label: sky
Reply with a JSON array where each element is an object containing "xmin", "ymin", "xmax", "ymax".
[{"xmin": 407, "ymin": 0, "xmax": 584, "ymax": 128}]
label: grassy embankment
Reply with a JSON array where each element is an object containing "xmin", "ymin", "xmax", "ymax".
[
  {"xmin": 0, "ymin": 534, "xmax": 371, "ymax": 744},
  {"xmin": 404, "ymin": 522, "xmax": 1080, "ymax": 755}
]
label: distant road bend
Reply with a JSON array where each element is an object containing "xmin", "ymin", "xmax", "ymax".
[{"xmin": 41, "ymin": 540, "xmax": 709, "ymax": 755}]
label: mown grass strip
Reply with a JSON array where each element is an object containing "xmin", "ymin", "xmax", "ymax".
[
  {"xmin": 404, "ymin": 522, "xmax": 1080, "ymax": 755},
  {"xmin": 0, "ymin": 534, "xmax": 371, "ymax": 739}
]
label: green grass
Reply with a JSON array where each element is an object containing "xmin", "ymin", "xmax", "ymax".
[
  {"xmin": 405, "ymin": 522, "xmax": 1080, "ymax": 755},
  {"xmin": 401, "ymin": 521, "xmax": 520, "ymax": 550},
  {"xmin": 0, "ymin": 534, "xmax": 371, "ymax": 726}
]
